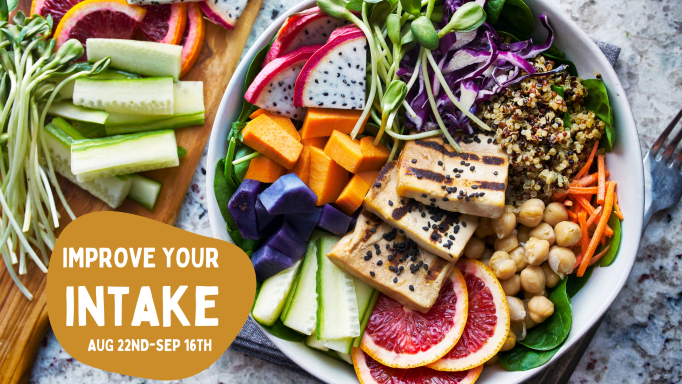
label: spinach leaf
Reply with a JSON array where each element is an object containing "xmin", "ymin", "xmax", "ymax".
[
  {"xmin": 233, "ymin": 145, "xmax": 255, "ymax": 183},
  {"xmin": 214, "ymin": 158, "xmax": 237, "ymax": 224},
  {"xmin": 544, "ymin": 53, "xmax": 578, "ymax": 77},
  {"xmin": 599, "ymin": 213, "xmax": 622, "ymax": 266},
  {"xmin": 346, "ymin": 0, "xmax": 363, "ymax": 12},
  {"xmin": 499, "ymin": 343, "xmax": 561, "ymax": 371},
  {"xmin": 582, "ymin": 79, "xmax": 614, "ymax": 152},
  {"xmin": 494, "ymin": 0, "xmax": 534, "ymax": 37},
  {"xmin": 497, "ymin": 30, "xmax": 520, "ymax": 43},
  {"xmin": 567, "ymin": 264, "xmax": 594, "ymax": 298},
  {"xmin": 224, "ymin": 137, "xmax": 238, "ymax": 190},
  {"xmin": 484, "ymin": 0, "xmax": 505, "ymax": 25},
  {"xmin": 545, "ymin": 45, "xmax": 565, "ymax": 58},
  {"xmin": 551, "ymin": 85, "xmax": 572, "ymax": 130},
  {"xmin": 519, "ymin": 277, "xmax": 572, "ymax": 350}
]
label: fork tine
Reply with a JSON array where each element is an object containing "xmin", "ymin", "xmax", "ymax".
[
  {"xmin": 661, "ymin": 124, "xmax": 682, "ymax": 164},
  {"xmin": 651, "ymin": 108, "xmax": 682, "ymax": 159}
]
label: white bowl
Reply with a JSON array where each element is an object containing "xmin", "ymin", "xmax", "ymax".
[{"xmin": 206, "ymin": 1, "xmax": 644, "ymax": 382}]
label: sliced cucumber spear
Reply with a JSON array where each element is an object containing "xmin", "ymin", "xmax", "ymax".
[
  {"xmin": 128, "ymin": 174, "xmax": 162, "ymax": 210},
  {"xmin": 281, "ymin": 241, "xmax": 319, "ymax": 335},
  {"xmin": 105, "ymin": 81, "xmax": 205, "ymax": 135},
  {"xmin": 43, "ymin": 122, "xmax": 133, "ymax": 209},
  {"xmin": 73, "ymin": 77, "xmax": 174, "ymax": 115},
  {"xmin": 87, "ymin": 39, "xmax": 182, "ymax": 80},
  {"xmin": 48, "ymin": 101, "xmax": 109, "ymax": 125},
  {"xmin": 316, "ymin": 236, "xmax": 361, "ymax": 340},
  {"xmin": 70, "ymin": 129, "xmax": 179, "ymax": 182},
  {"xmin": 305, "ymin": 331, "xmax": 329, "ymax": 351},
  {"xmin": 53, "ymin": 67, "xmax": 141, "ymax": 100},
  {"xmin": 252, "ymin": 260, "xmax": 302, "ymax": 327}
]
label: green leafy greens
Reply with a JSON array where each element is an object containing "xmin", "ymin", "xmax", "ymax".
[
  {"xmin": 582, "ymin": 78, "xmax": 614, "ymax": 152},
  {"xmin": 519, "ymin": 278, "xmax": 572, "ymax": 350}
]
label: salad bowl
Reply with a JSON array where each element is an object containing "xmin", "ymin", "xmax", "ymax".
[{"xmin": 206, "ymin": 0, "xmax": 644, "ymax": 382}]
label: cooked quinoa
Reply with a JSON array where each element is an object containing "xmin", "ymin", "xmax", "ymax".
[{"xmin": 476, "ymin": 55, "xmax": 606, "ymax": 205}]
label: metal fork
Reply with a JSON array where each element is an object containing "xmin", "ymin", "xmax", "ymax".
[{"xmin": 642, "ymin": 108, "xmax": 682, "ymax": 231}]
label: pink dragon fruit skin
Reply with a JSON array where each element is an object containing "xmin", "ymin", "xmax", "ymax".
[
  {"xmin": 245, "ymin": 45, "xmax": 322, "ymax": 121},
  {"xmin": 262, "ymin": 7, "xmax": 351, "ymax": 67},
  {"xmin": 293, "ymin": 25, "xmax": 367, "ymax": 110},
  {"xmin": 199, "ymin": 0, "xmax": 249, "ymax": 30}
]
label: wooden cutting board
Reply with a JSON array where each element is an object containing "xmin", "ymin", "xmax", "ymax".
[{"xmin": 0, "ymin": 0, "xmax": 264, "ymax": 381}]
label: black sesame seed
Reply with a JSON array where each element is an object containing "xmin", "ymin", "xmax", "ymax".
[
  {"xmin": 364, "ymin": 255, "xmax": 371, "ymax": 260},
  {"xmin": 438, "ymin": 161, "xmax": 443, "ymax": 166},
  {"xmin": 377, "ymin": 260, "xmax": 383, "ymax": 266},
  {"xmin": 409, "ymin": 285, "xmax": 414, "ymax": 291},
  {"xmin": 472, "ymin": 185, "xmax": 478, "ymax": 189},
  {"xmin": 423, "ymin": 264, "xmax": 428, "ymax": 270},
  {"xmin": 470, "ymin": 166, "xmax": 475, "ymax": 171},
  {"xmin": 388, "ymin": 200, "xmax": 394, "ymax": 206},
  {"xmin": 370, "ymin": 271, "xmax": 375, "ymax": 277},
  {"xmin": 375, "ymin": 182, "xmax": 381, "ymax": 187},
  {"xmin": 370, "ymin": 227, "xmax": 376, "ymax": 233},
  {"xmin": 443, "ymin": 197, "xmax": 449, "ymax": 201},
  {"xmin": 411, "ymin": 159, "xmax": 417, "ymax": 163},
  {"xmin": 422, "ymin": 226, "xmax": 429, "ymax": 231},
  {"xmin": 393, "ymin": 277, "xmax": 398, "ymax": 283},
  {"xmin": 494, "ymin": 171, "xmax": 498, "ymax": 175}
]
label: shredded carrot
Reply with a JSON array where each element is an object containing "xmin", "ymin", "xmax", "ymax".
[
  {"xmin": 567, "ymin": 209, "xmax": 578, "ymax": 220},
  {"xmin": 586, "ymin": 206, "xmax": 603, "ymax": 228},
  {"xmin": 577, "ymin": 181, "xmax": 616, "ymax": 277},
  {"xmin": 578, "ymin": 212, "xmax": 589, "ymax": 258},
  {"xmin": 574, "ymin": 195, "xmax": 614, "ymax": 236},
  {"xmin": 613, "ymin": 194, "xmax": 624, "ymax": 220},
  {"xmin": 563, "ymin": 199, "xmax": 573, "ymax": 207},
  {"xmin": 569, "ymin": 186, "xmax": 599, "ymax": 194},
  {"xmin": 575, "ymin": 141, "xmax": 599, "ymax": 179},
  {"xmin": 553, "ymin": 192, "xmax": 568, "ymax": 201},
  {"xmin": 597, "ymin": 155, "xmax": 606, "ymax": 205},
  {"xmin": 573, "ymin": 170, "xmax": 610, "ymax": 187},
  {"xmin": 589, "ymin": 246, "xmax": 611, "ymax": 266}
]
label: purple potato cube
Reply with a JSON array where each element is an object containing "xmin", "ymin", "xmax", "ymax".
[
  {"xmin": 258, "ymin": 174, "xmax": 317, "ymax": 215},
  {"xmin": 256, "ymin": 199, "xmax": 281, "ymax": 234},
  {"xmin": 348, "ymin": 208, "xmax": 362, "ymax": 232},
  {"xmin": 251, "ymin": 246, "xmax": 294, "ymax": 281},
  {"xmin": 227, "ymin": 179, "xmax": 262, "ymax": 240},
  {"xmin": 318, "ymin": 204, "xmax": 352, "ymax": 236},
  {"xmin": 262, "ymin": 222, "xmax": 307, "ymax": 261},
  {"xmin": 284, "ymin": 206, "xmax": 322, "ymax": 241}
]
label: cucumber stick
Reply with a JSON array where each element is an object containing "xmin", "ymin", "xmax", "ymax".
[
  {"xmin": 281, "ymin": 242, "xmax": 319, "ymax": 335},
  {"xmin": 316, "ymin": 236, "xmax": 361, "ymax": 340},
  {"xmin": 128, "ymin": 175, "xmax": 162, "ymax": 210},
  {"xmin": 336, "ymin": 352, "xmax": 353, "ymax": 365},
  {"xmin": 87, "ymin": 39, "xmax": 182, "ymax": 80},
  {"xmin": 305, "ymin": 331, "xmax": 329, "ymax": 351},
  {"xmin": 252, "ymin": 260, "xmax": 302, "ymax": 327},
  {"xmin": 353, "ymin": 290, "xmax": 380, "ymax": 348},
  {"xmin": 55, "ymin": 68, "xmax": 141, "ymax": 100},
  {"xmin": 48, "ymin": 102, "xmax": 108, "ymax": 125},
  {"xmin": 43, "ymin": 123, "xmax": 133, "ymax": 208},
  {"xmin": 320, "ymin": 277, "xmax": 376, "ymax": 354},
  {"xmin": 105, "ymin": 82, "xmax": 205, "ymax": 135},
  {"xmin": 73, "ymin": 77, "xmax": 174, "ymax": 115},
  {"xmin": 70, "ymin": 130, "xmax": 179, "ymax": 182}
]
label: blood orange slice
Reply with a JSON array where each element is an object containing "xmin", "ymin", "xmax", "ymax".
[
  {"xmin": 136, "ymin": 4, "xmax": 187, "ymax": 45},
  {"xmin": 31, "ymin": 0, "xmax": 83, "ymax": 31},
  {"xmin": 360, "ymin": 268, "xmax": 468, "ymax": 369},
  {"xmin": 54, "ymin": 0, "xmax": 147, "ymax": 50},
  {"xmin": 427, "ymin": 259, "xmax": 510, "ymax": 372},
  {"xmin": 353, "ymin": 347, "xmax": 483, "ymax": 384},
  {"xmin": 179, "ymin": 2, "xmax": 205, "ymax": 78}
]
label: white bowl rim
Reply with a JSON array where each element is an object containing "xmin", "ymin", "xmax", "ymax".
[{"xmin": 205, "ymin": 1, "xmax": 644, "ymax": 382}]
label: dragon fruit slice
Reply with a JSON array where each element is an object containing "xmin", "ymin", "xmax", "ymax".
[
  {"xmin": 262, "ymin": 7, "xmax": 350, "ymax": 67},
  {"xmin": 245, "ymin": 45, "xmax": 321, "ymax": 120},
  {"xmin": 199, "ymin": 0, "xmax": 249, "ymax": 30},
  {"xmin": 293, "ymin": 25, "xmax": 367, "ymax": 110}
]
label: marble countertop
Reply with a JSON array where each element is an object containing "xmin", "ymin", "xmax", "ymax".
[{"xmin": 29, "ymin": 0, "xmax": 682, "ymax": 382}]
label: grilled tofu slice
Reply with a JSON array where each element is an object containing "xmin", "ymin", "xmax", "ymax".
[
  {"xmin": 396, "ymin": 135, "xmax": 509, "ymax": 219},
  {"xmin": 363, "ymin": 162, "xmax": 478, "ymax": 262},
  {"xmin": 327, "ymin": 210, "xmax": 455, "ymax": 313}
]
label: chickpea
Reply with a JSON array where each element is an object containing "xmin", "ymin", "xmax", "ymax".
[
  {"xmin": 523, "ymin": 288, "xmax": 547, "ymax": 300},
  {"xmin": 510, "ymin": 320, "xmax": 526, "ymax": 341},
  {"xmin": 479, "ymin": 247, "xmax": 495, "ymax": 267},
  {"xmin": 529, "ymin": 223, "xmax": 556, "ymax": 246},
  {"xmin": 500, "ymin": 330, "xmax": 516, "ymax": 352},
  {"xmin": 507, "ymin": 296, "xmax": 527, "ymax": 321},
  {"xmin": 543, "ymin": 202, "xmax": 569, "ymax": 226},
  {"xmin": 541, "ymin": 263, "xmax": 560, "ymax": 288},
  {"xmin": 505, "ymin": 204, "xmax": 519, "ymax": 217},
  {"xmin": 517, "ymin": 225, "xmax": 532, "ymax": 243},
  {"xmin": 492, "ymin": 212, "xmax": 517, "ymax": 239},
  {"xmin": 484, "ymin": 354, "xmax": 499, "ymax": 366},
  {"xmin": 490, "ymin": 251, "xmax": 517, "ymax": 280},
  {"xmin": 475, "ymin": 217, "xmax": 494, "ymax": 239},
  {"xmin": 494, "ymin": 232, "xmax": 519, "ymax": 253},
  {"xmin": 500, "ymin": 274, "xmax": 521, "ymax": 296},
  {"xmin": 522, "ymin": 299, "xmax": 538, "ymax": 329},
  {"xmin": 517, "ymin": 199, "xmax": 545, "ymax": 227},
  {"xmin": 520, "ymin": 265, "xmax": 546, "ymax": 294},
  {"xmin": 524, "ymin": 237, "xmax": 550, "ymax": 265},
  {"xmin": 554, "ymin": 221, "xmax": 582, "ymax": 247},
  {"xmin": 509, "ymin": 246, "xmax": 528, "ymax": 271},
  {"xmin": 528, "ymin": 296, "xmax": 555, "ymax": 323},
  {"xmin": 548, "ymin": 245, "xmax": 576, "ymax": 277},
  {"xmin": 463, "ymin": 237, "xmax": 485, "ymax": 259}
]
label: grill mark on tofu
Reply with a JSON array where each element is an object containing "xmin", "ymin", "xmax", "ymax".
[
  {"xmin": 406, "ymin": 167, "xmax": 454, "ymax": 185},
  {"xmin": 482, "ymin": 155, "xmax": 505, "ymax": 166},
  {"xmin": 377, "ymin": 160, "xmax": 396, "ymax": 180},
  {"xmin": 425, "ymin": 258, "xmax": 446, "ymax": 281},
  {"xmin": 414, "ymin": 140, "xmax": 480, "ymax": 161},
  {"xmin": 477, "ymin": 181, "xmax": 506, "ymax": 191},
  {"xmin": 391, "ymin": 199, "xmax": 418, "ymax": 220}
]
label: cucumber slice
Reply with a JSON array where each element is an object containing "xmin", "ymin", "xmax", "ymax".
[
  {"xmin": 54, "ymin": 68, "xmax": 141, "ymax": 100},
  {"xmin": 128, "ymin": 174, "xmax": 162, "ymax": 210},
  {"xmin": 316, "ymin": 236, "xmax": 361, "ymax": 340},
  {"xmin": 48, "ymin": 101, "xmax": 109, "ymax": 125},
  {"xmin": 337, "ymin": 352, "xmax": 353, "ymax": 364},
  {"xmin": 320, "ymin": 277, "xmax": 375, "ymax": 354},
  {"xmin": 353, "ymin": 290, "xmax": 380, "ymax": 348},
  {"xmin": 87, "ymin": 39, "xmax": 182, "ymax": 80},
  {"xmin": 252, "ymin": 260, "xmax": 302, "ymax": 327},
  {"xmin": 71, "ymin": 121, "xmax": 106, "ymax": 139},
  {"xmin": 43, "ymin": 123, "xmax": 133, "ymax": 208},
  {"xmin": 105, "ymin": 82, "xmax": 205, "ymax": 135},
  {"xmin": 305, "ymin": 331, "xmax": 329, "ymax": 351},
  {"xmin": 71, "ymin": 130, "xmax": 179, "ymax": 182},
  {"xmin": 281, "ymin": 242, "xmax": 319, "ymax": 335},
  {"xmin": 73, "ymin": 77, "xmax": 174, "ymax": 116}
]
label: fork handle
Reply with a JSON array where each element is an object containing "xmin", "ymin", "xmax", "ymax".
[{"xmin": 642, "ymin": 155, "xmax": 654, "ymax": 233}]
